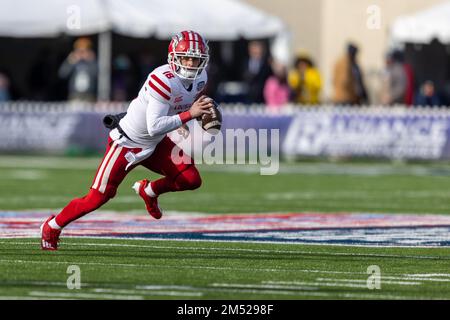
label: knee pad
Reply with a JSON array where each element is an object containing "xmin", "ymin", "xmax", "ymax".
[{"xmin": 174, "ymin": 166, "xmax": 202, "ymax": 191}]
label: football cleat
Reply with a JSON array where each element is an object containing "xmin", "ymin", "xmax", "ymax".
[
  {"xmin": 133, "ymin": 179, "xmax": 162, "ymax": 219},
  {"xmin": 40, "ymin": 215, "xmax": 61, "ymax": 251}
]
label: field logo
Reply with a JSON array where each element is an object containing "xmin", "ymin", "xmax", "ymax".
[
  {"xmin": 367, "ymin": 265, "xmax": 381, "ymax": 290},
  {"xmin": 3, "ymin": 212, "xmax": 450, "ymax": 247},
  {"xmin": 197, "ymin": 81, "xmax": 206, "ymax": 92},
  {"xmin": 67, "ymin": 265, "xmax": 81, "ymax": 290}
]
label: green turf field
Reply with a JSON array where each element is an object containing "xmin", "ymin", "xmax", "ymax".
[
  {"xmin": 1, "ymin": 238, "xmax": 450, "ymax": 300},
  {"xmin": 1, "ymin": 155, "xmax": 450, "ymax": 300},
  {"xmin": 2, "ymin": 156, "xmax": 450, "ymax": 214}
]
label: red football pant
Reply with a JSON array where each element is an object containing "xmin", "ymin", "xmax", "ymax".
[{"xmin": 55, "ymin": 136, "xmax": 201, "ymax": 228}]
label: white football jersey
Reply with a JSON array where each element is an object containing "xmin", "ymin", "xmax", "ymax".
[{"xmin": 110, "ymin": 64, "xmax": 207, "ymax": 163}]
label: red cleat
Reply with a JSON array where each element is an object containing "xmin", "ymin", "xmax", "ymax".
[
  {"xmin": 40, "ymin": 215, "xmax": 61, "ymax": 251},
  {"xmin": 133, "ymin": 179, "xmax": 162, "ymax": 219}
]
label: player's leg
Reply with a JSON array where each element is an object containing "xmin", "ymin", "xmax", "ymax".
[
  {"xmin": 133, "ymin": 136, "xmax": 201, "ymax": 218},
  {"xmin": 41, "ymin": 138, "xmax": 141, "ymax": 250}
]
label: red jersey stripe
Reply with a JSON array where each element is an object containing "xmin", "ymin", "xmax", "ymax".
[
  {"xmin": 149, "ymin": 81, "xmax": 170, "ymax": 101},
  {"xmin": 150, "ymin": 74, "xmax": 171, "ymax": 93}
]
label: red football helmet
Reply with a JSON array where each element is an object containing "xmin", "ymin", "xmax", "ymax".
[{"xmin": 168, "ymin": 30, "xmax": 209, "ymax": 81}]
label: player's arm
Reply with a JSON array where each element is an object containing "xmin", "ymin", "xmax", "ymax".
[
  {"xmin": 146, "ymin": 95, "xmax": 189, "ymax": 137},
  {"xmin": 146, "ymin": 95, "xmax": 213, "ymax": 137},
  {"xmin": 145, "ymin": 71, "xmax": 212, "ymax": 137}
]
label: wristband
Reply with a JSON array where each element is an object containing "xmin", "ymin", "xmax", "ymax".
[{"xmin": 179, "ymin": 111, "xmax": 193, "ymax": 124}]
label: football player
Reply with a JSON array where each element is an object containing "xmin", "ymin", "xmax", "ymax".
[{"xmin": 41, "ymin": 31, "xmax": 213, "ymax": 250}]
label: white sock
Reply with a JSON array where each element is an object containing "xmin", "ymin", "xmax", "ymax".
[
  {"xmin": 48, "ymin": 218, "xmax": 62, "ymax": 230},
  {"xmin": 144, "ymin": 182, "xmax": 157, "ymax": 198}
]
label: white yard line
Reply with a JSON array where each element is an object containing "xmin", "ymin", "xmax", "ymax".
[
  {"xmin": 208, "ymin": 283, "xmax": 419, "ymax": 300},
  {"xmin": 405, "ymin": 273, "xmax": 450, "ymax": 277},
  {"xmin": 0, "ymin": 296, "xmax": 66, "ymax": 300},
  {"xmin": 265, "ymin": 190, "xmax": 450, "ymax": 200},
  {"xmin": 28, "ymin": 291, "xmax": 144, "ymax": 300},
  {"xmin": 0, "ymin": 239, "xmax": 446, "ymax": 257},
  {"xmin": 211, "ymin": 283, "xmax": 319, "ymax": 291},
  {"xmin": 384, "ymin": 276, "xmax": 450, "ymax": 282},
  {"xmin": 315, "ymin": 278, "xmax": 421, "ymax": 286},
  {"xmin": 92, "ymin": 288, "xmax": 202, "ymax": 297},
  {"xmin": 2, "ymin": 156, "xmax": 450, "ymax": 177},
  {"xmin": 136, "ymin": 285, "xmax": 199, "ymax": 290},
  {"xmin": 1, "ymin": 259, "xmax": 442, "ymax": 282},
  {"xmin": 0, "ymin": 258, "xmax": 400, "ymax": 276},
  {"xmin": 0, "ymin": 258, "xmax": 361, "ymax": 274},
  {"xmin": 262, "ymin": 280, "xmax": 369, "ymax": 289},
  {"xmin": 3, "ymin": 170, "xmax": 48, "ymax": 180}
]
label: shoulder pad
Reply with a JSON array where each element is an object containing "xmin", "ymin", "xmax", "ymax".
[{"xmin": 145, "ymin": 67, "xmax": 175, "ymax": 103}]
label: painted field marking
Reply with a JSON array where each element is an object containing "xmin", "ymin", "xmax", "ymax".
[
  {"xmin": 92, "ymin": 288, "xmax": 203, "ymax": 297},
  {"xmin": 4, "ymin": 155, "xmax": 450, "ymax": 177},
  {"xmin": 4, "ymin": 210, "xmax": 450, "ymax": 247},
  {"xmin": 0, "ymin": 240, "xmax": 445, "ymax": 260},
  {"xmin": 28, "ymin": 291, "xmax": 144, "ymax": 300},
  {"xmin": 211, "ymin": 283, "xmax": 319, "ymax": 291},
  {"xmin": 5, "ymin": 170, "xmax": 48, "ymax": 180},
  {"xmin": 315, "ymin": 278, "xmax": 421, "ymax": 286},
  {"xmin": 208, "ymin": 283, "xmax": 422, "ymax": 300},
  {"xmin": 0, "ymin": 259, "xmax": 369, "ymax": 274},
  {"xmin": 264, "ymin": 280, "xmax": 390, "ymax": 289},
  {"xmin": 0, "ymin": 296, "xmax": 59, "ymax": 300},
  {"xmin": 2, "ymin": 240, "xmax": 446, "ymax": 262},
  {"xmin": 405, "ymin": 273, "xmax": 450, "ymax": 277}
]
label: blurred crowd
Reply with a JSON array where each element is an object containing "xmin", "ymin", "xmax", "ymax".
[{"xmin": 0, "ymin": 37, "xmax": 449, "ymax": 108}]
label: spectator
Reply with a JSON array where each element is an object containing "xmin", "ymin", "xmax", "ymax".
[
  {"xmin": 263, "ymin": 59, "xmax": 291, "ymax": 109},
  {"xmin": 288, "ymin": 54, "xmax": 322, "ymax": 105},
  {"xmin": 242, "ymin": 40, "xmax": 271, "ymax": 104},
  {"xmin": 58, "ymin": 37, "xmax": 98, "ymax": 102},
  {"xmin": 399, "ymin": 50, "xmax": 415, "ymax": 106},
  {"xmin": 380, "ymin": 50, "xmax": 407, "ymax": 106},
  {"xmin": 333, "ymin": 43, "xmax": 368, "ymax": 105},
  {"xmin": 0, "ymin": 72, "xmax": 11, "ymax": 102},
  {"xmin": 415, "ymin": 81, "xmax": 442, "ymax": 107}
]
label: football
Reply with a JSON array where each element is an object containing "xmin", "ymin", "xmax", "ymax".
[{"xmin": 201, "ymin": 99, "xmax": 222, "ymax": 133}]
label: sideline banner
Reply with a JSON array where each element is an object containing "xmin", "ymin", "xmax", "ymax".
[
  {"xmin": 0, "ymin": 110, "xmax": 109, "ymax": 153},
  {"xmin": 2, "ymin": 105, "xmax": 450, "ymax": 160},
  {"xmin": 283, "ymin": 108, "xmax": 450, "ymax": 160}
]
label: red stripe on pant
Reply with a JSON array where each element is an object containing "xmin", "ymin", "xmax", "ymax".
[
  {"xmin": 54, "ymin": 136, "xmax": 202, "ymax": 228},
  {"xmin": 55, "ymin": 138, "xmax": 139, "ymax": 228}
]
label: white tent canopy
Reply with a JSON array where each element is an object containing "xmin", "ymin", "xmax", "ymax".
[
  {"xmin": 0, "ymin": 0, "xmax": 286, "ymax": 40},
  {"xmin": 0, "ymin": 0, "xmax": 288, "ymax": 100},
  {"xmin": 0, "ymin": 0, "xmax": 110, "ymax": 37},
  {"xmin": 391, "ymin": 1, "xmax": 450, "ymax": 45}
]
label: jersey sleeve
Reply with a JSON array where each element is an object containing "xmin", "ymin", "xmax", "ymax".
[
  {"xmin": 144, "ymin": 71, "xmax": 173, "ymax": 103},
  {"xmin": 146, "ymin": 94, "xmax": 192, "ymax": 137}
]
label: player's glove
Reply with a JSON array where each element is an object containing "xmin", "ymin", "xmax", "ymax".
[{"xmin": 103, "ymin": 112, "xmax": 127, "ymax": 129}]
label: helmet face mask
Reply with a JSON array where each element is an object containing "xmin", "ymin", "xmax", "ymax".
[{"xmin": 168, "ymin": 31, "xmax": 209, "ymax": 81}]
